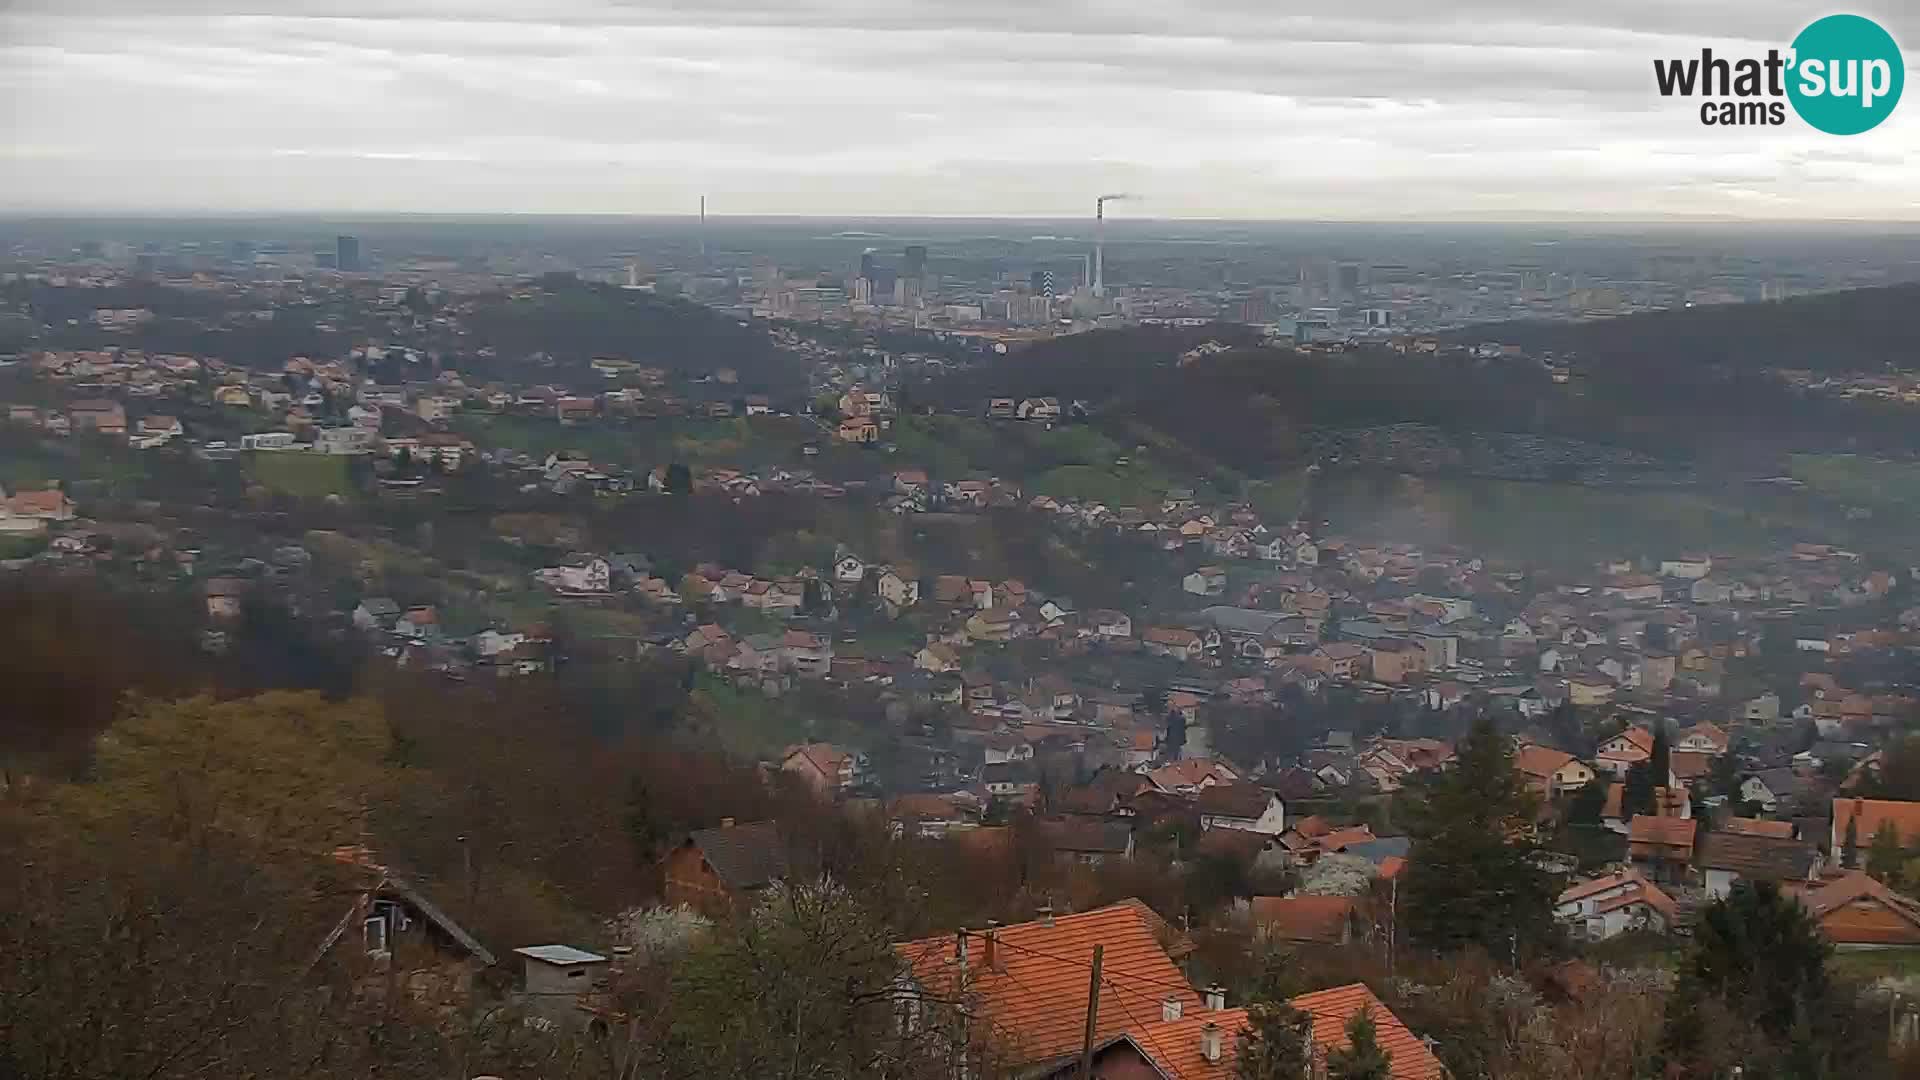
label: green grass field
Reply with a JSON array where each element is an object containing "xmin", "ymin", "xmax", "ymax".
[{"xmin": 247, "ymin": 452, "xmax": 351, "ymax": 497}]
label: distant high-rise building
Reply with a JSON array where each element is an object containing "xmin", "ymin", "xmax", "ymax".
[
  {"xmin": 133, "ymin": 252, "xmax": 157, "ymax": 278},
  {"xmin": 77, "ymin": 240, "xmax": 104, "ymax": 260},
  {"xmin": 1336, "ymin": 261, "xmax": 1363, "ymax": 295},
  {"xmin": 229, "ymin": 240, "xmax": 255, "ymax": 265},
  {"xmin": 903, "ymin": 245, "xmax": 927, "ymax": 281},
  {"xmin": 860, "ymin": 251, "xmax": 879, "ymax": 282},
  {"xmin": 1030, "ymin": 269, "xmax": 1056, "ymax": 298},
  {"xmin": 336, "ymin": 235, "xmax": 361, "ymax": 272}
]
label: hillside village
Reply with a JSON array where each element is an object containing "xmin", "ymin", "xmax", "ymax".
[{"xmin": 12, "ymin": 271, "xmax": 1920, "ymax": 1078}]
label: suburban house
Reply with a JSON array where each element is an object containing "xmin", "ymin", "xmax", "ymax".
[
  {"xmin": 1554, "ymin": 869, "xmax": 1680, "ymax": 941},
  {"xmin": 1628, "ymin": 814, "xmax": 1697, "ymax": 884},
  {"xmin": 1182, "ymin": 566, "xmax": 1228, "ymax": 597},
  {"xmin": 661, "ymin": 818, "xmax": 789, "ymax": 915},
  {"xmin": 1143, "ymin": 627, "xmax": 1206, "ymax": 662},
  {"xmin": 68, "ymin": 398, "xmax": 128, "ymax": 435},
  {"xmin": 780, "ymin": 629, "xmax": 834, "ymax": 677},
  {"xmin": 915, "ymin": 643, "xmax": 961, "ymax": 673},
  {"xmin": 876, "ymin": 568, "xmax": 920, "ymax": 608},
  {"xmin": 1039, "ymin": 819, "xmax": 1135, "ymax": 865},
  {"xmin": 1514, "ymin": 744, "xmax": 1597, "ymax": 798},
  {"xmin": 893, "ymin": 900, "xmax": 1199, "ymax": 1073},
  {"xmin": 1314, "ymin": 642, "xmax": 1370, "ymax": 681},
  {"xmin": 1832, "ymin": 798, "xmax": 1920, "ymax": 857},
  {"xmin": 1742, "ymin": 768, "xmax": 1808, "ymax": 814},
  {"xmin": 1675, "ymin": 722, "xmax": 1730, "ymax": 756},
  {"xmin": 0, "ymin": 488, "xmax": 76, "ymax": 522},
  {"xmin": 1250, "ymin": 896, "xmax": 1365, "ymax": 945},
  {"xmin": 1802, "ymin": 871, "xmax": 1920, "ymax": 950},
  {"xmin": 1089, "ymin": 610, "xmax": 1134, "ymax": 639},
  {"xmin": 1195, "ymin": 783, "xmax": 1287, "ymax": 835},
  {"xmin": 313, "ymin": 847, "xmax": 496, "ymax": 1010},
  {"xmin": 1695, "ymin": 831, "xmax": 1822, "ymax": 900},
  {"xmin": 1595, "ymin": 727, "xmax": 1655, "ymax": 777},
  {"xmin": 781, "ymin": 743, "xmax": 862, "ymax": 796}
]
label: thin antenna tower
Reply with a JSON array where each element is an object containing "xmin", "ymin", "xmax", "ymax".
[
  {"xmin": 698, "ymin": 195, "xmax": 707, "ymax": 260},
  {"xmin": 1092, "ymin": 193, "xmax": 1135, "ymax": 297}
]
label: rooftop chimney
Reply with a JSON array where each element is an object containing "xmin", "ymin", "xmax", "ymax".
[
  {"xmin": 1200, "ymin": 1022, "xmax": 1223, "ymax": 1064},
  {"xmin": 719, "ymin": 817, "xmax": 735, "ymax": 828},
  {"xmin": 1163, "ymin": 996, "xmax": 1184, "ymax": 1022},
  {"xmin": 983, "ymin": 920, "xmax": 999, "ymax": 969},
  {"xmin": 1205, "ymin": 984, "xmax": 1227, "ymax": 1011},
  {"xmin": 1038, "ymin": 902, "xmax": 1054, "ymax": 927}
]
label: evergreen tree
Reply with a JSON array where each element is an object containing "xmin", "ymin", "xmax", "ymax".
[
  {"xmin": 1866, "ymin": 822, "xmax": 1903, "ymax": 882},
  {"xmin": 1325, "ymin": 1008, "xmax": 1392, "ymax": 1080},
  {"xmin": 1165, "ymin": 708, "xmax": 1188, "ymax": 759},
  {"xmin": 1622, "ymin": 759, "xmax": 1657, "ymax": 818},
  {"xmin": 1235, "ymin": 1002, "xmax": 1313, "ymax": 1080},
  {"xmin": 665, "ymin": 461, "xmax": 692, "ymax": 495},
  {"xmin": 1658, "ymin": 880, "xmax": 1872, "ymax": 1078},
  {"xmin": 1401, "ymin": 716, "xmax": 1556, "ymax": 956},
  {"xmin": 1651, "ymin": 721, "xmax": 1671, "ymax": 787},
  {"xmin": 1566, "ymin": 779, "xmax": 1607, "ymax": 826},
  {"xmin": 1842, "ymin": 812, "xmax": 1860, "ymax": 869},
  {"xmin": 625, "ymin": 776, "xmax": 664, "ymax": 865}
]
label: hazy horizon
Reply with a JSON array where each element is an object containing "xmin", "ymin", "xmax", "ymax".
[{"xmin": 3, "ymin": 0, "xmax": 1917, "ymax": 220}]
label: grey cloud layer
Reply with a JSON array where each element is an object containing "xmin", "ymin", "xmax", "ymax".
[{"xmin": 1, "ymin": 0, "xmax": 1916, "ymax": 216}]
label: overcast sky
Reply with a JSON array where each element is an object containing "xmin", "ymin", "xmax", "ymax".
[{"xmin": 2, "ymin": 0, "xmax": 1916, "ymax": 219}]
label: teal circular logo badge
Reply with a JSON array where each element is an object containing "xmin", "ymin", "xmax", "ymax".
[{"xmin": 1787, "ymin": 14, "xmax": 1904, "ymax": 135}]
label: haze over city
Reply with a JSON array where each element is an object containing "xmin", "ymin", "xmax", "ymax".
[{"xmin": 3, "ymin": 0, "xmax": 1918, "ymax": 219}]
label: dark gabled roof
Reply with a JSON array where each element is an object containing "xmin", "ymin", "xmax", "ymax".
[
  {"xmin": 1340, "ymin": 836, "xmax": 1413, "ymax": 865},
  {"xmin": 1696, "ymin": 831, "xmax": 1819, "ymax": 881},
  {"xmin": 685, "ymin": 820, "xmax": 788, "ymax": 891},
  {"xmin": 1040, "ymin": 818, "xmax": 1133, "ymax": 855},
  {"xmin": 1749, "ymin": 767, "xmax": 1806, "ymax": 798},
  {"xmin": 1194, "ymin": 782, "xmax": 1276, "ymax": 819},
  {"xmin": 311, "ymin": 869, "xmax": 496, "ymax": 969}
]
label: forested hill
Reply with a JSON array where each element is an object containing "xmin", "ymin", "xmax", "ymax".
[
  {"xmin": 921, "ymin": 297, "xmax": 1920, "ymax": 474},
  {"xmin": 1452, "ymin": 282, "xmax": 1920, "ymax": 374},
  {"xmin": 459, "ymin": 282, "xmax": 800, "ymax": 394}
]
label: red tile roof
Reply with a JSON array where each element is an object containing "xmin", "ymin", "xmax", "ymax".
[
  {"xmin": 1249, "ymin": 896, "xmax": 1360, "ymax": 944},
  {"xmin": 1289, "ymin": 983, "xmax": 1445, "ymax": 1080},
  {"xmin": 1805, "ymin": 872, "xmax": 1920, "ymax": 946},
  {"xmin": 895, "ymin": 899, "xmax": 1199, "ymax": 1066},
  {"xmin": 1129, "ymin": 1007, "xmax": 1249, "ymax": 1080},
  {"xmin": 1721, "ymin": 817, "xmax": 1795, "ymax": 839},
  {"xmin": 1628, "ymin": 815, "xmax": 1696, "ymax": 856},
  {"xmin": 1833, "ymin": 798, "xmax": 1920, "ymax": 850},
  {"xmin": 1513, "ymin": 744, "xmax": 1578, "ymax": 780}
]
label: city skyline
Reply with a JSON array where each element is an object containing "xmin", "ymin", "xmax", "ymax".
[{"xmin": 2, "ymin": 0, "xmax": 1917, "ymax": 219}]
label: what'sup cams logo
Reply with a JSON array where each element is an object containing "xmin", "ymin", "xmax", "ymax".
[{"xmin": 1654, "ymin": 14, "xmax": 1904, "ymax": 133}]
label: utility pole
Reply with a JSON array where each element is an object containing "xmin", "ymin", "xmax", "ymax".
[
  {"xmin": 457, "ymin": 834, "xmax": 473, "ymax": 908},
  {"xmin": 1078, "ymin": 944, "xmax": 1105, "ymax": 1080}
]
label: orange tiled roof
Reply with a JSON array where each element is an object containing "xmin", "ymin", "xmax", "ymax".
[
  {"xmin": 1628, "ymin": 815, "xmax": 1696, "ymax": 854},
  {"xmin": 1805, "ymin": 872, "xmax": 1920, "ymax": 946},
  {"xmin": 1557, "ymin": 868, "xmax": 1648, "ymax": 906},
  {"xmin": 1722, "ymin": 817, "xmax": 1794, "ymax": 839},
  {"xmin": 1513, "ymin": 744, "xmax": 1577, "ymax": 780},
  {"xmin": 1289, "ymin": 983, "xmax": 1445, "ymax": 1080},
  {"xmin": 895, "ymin": 899, "xmax": 1199, "ymax": 1066},
  {"xmin": 1129, "ymin": 1007, "xmax": 1250, "ymax": 1080},
  {"xmin": 1833, "ymin": 798, "xmax": 1920, "ymax": 848},
  {"xmin": 1250, "ymin": 896, "xmax": 1359, "ymax": 944},
  {"xmin": 1593, "ymin": 880, "xmax": 1679, "ymax": 922}
]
